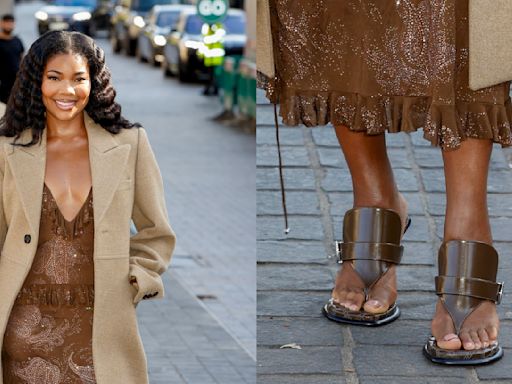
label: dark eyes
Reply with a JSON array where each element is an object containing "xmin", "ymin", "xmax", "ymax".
[{"xmin": 46, "ymin": 76, "xmax": 88, "ymax": 82}]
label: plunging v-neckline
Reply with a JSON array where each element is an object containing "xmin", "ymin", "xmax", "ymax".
[{"xmin": 43, "ymin": 183, "xmax": 93, "ymax": 223}]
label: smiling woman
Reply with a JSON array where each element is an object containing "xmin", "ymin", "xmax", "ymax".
[{"xmin": 0, "ymin": 31, "xmax": 175, "ymax": 384}]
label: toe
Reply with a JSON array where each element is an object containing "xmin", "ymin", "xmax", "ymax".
[
  {"xmin": 460, "ymin": 331, "xmax": 475, "ymax": 351},
  {"xmin": 470, "ymin": 330, "xmax": 482, "ymax": 350},
  {"xmin": 363, "ymin": 299, "xmax": 387, "ymax": 314},
  {"xmin": 487, "ymin": 325, "xmax": 499, "ymax": 342},
  {"xmin": 345, "ymin": 289, "xmax": 364, "ymax": 311},
  {"xmin": 478, "ymin": 329, "xmax": 490, "ymax": 348},
  {"xmin": 436, "ymin": 333, "xmax": 462, "ymax": 350}
]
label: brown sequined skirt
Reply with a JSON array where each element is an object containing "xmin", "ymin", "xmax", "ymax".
[{"xmin": 267, "ymin": 0, "xmax": 512, "ymax": 150}]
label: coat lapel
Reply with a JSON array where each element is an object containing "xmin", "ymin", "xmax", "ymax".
[
  {"xmin": 4, "ymin": 129, "xmax": 46, "ymax": 236},
  {"xmin": 84, "ymin": 113, "xmax": 131, "ymax": 225},
  {"xmin": 5, "ymin": 112, "xmax": 131, "ymax": 236}
]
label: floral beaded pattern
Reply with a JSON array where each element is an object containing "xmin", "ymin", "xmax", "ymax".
[
  {"xmin": 2, "ymin": 184, "xmax": 97, "ymax": 384},
  {"xmin": 268, "ymin": 0, "xmax": 512, "ymax": 149}
]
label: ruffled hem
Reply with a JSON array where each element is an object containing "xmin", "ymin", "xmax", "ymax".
[
  {"xmin": 277, "ymin": 90, "xmax": 512, "ymax": 150},
  {"xmin": 15, "ymin": 284, "xmax": 94, "ymax": 307}
]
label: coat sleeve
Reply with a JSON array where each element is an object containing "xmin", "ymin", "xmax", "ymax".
[{"xmin": 129, "ymin": 127, "xmax": 176, "ymax": 304}]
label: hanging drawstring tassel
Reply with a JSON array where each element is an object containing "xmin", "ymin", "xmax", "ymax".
[{"xmin": 274, "ymin": 102, "xmax": 289, "ymax": 234}]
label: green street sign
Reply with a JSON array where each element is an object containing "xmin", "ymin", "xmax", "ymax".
[{"xmin": 197, "ymin": 0, "xmax": 229, "ymax": 24}]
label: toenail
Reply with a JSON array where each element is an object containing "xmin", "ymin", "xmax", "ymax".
[
  {"xmin": 366, "ymin": 300, "xmax": 381, "ymax": 307},
  {"xmin": 443, "ymin": 334, "xmax": 458, "ymax": 341}
]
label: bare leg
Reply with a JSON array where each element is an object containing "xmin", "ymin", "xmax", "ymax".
[
  {"xmin": 331, "ymin": 125, "xmax": 408, "ymax": 313},
  {"xmin": 432, "ymin": 138, "xmax": 499, "ymax": 350}
]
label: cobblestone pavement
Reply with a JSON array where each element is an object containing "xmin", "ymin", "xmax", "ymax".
[
  {"xmin": 14, "ymin": 3, "xmax": 255, "ymax": 383},
  {"xmin": 256, "ymin": 88, "xmax": 512, "ymax": 384}
]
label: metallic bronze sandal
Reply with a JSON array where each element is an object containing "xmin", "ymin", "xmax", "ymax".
[
  {"xmin": 323, "ymin": 207, "xmax": 411, "ymax": 326},
  {"xmin": 423, "ymin": 240, "xmax": 504, "ymax": 365}
]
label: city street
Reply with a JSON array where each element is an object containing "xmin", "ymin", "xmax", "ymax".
[
  {"xmin": 12, "ymin": 2, "xmax": 256, "ymax": 383},
  {"xmin": 256, "ymin": 88, "xmax": 512, "ymax": 384}
]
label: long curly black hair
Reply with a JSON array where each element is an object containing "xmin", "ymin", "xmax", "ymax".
[{"xmin": 0, "ymin": 30, "xmax": 140, "ymax": 146}]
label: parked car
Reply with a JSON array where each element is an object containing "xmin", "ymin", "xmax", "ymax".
[
  {"xmin": 35, "ymin": 0, "xmax": 96, "ymax": 35},
  {"xmin": 110, "ymin": 0, "xmax": 182, "ymax": 56},
  {"xmin": 137, "ymin": 4, "xmax": 193, "ymax": 66},
  {"xmin": 162, "ymin": 8, "xmax": 246, "ymax": 82}
]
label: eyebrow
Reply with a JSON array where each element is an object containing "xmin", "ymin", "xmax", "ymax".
[{"xmin": 46, "ymin": 70, "xmax": 88, "ymax": 75}]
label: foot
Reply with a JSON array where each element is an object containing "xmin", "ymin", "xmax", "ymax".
[
  {"xmin": 431, "ymin": 299, "xmax": 499, "ymax": 350},
  {"xmin": 331, "ymin": 193, "xmax": 408, "ymax": 314}
]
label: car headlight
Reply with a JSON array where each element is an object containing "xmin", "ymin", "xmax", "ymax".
[
  {"xmin": 184, "ymin": 40, "xmax": 204, "ymax": 50},
  {"xmin": 72, "ymin": 12, "xmax": 91, "ymax": 21},
  {"xmin": 153, "ymin": 35, "xmax": 166, "ymax": 47},
  {"xmin": 133, "ymin": 16, "xmax": 145, "ymax": 28},
  {"xmin": 35, "ymin": 11, "xmax": 48, "ymax": 21}
]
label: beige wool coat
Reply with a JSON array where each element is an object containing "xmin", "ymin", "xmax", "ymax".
[{"xmin": 0, "ymin": 112, "xmax": 176, "ymax": 383}]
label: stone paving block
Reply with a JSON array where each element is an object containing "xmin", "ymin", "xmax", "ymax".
[
  {"xmin": 258, "ymin": 374, "xmax": 346, "ymax": 384},
  {"xmin": 358, "ymin": 377, "xmax": 469, "ymax": 384},
  {"xmin": 311, "ymin": 126, "xmax": 339, "ymax": 147},
  {"xmin": 410, "ymin": 129, "xmax": 433, "ymax": 147},
  {"xmin": 257, "ymin": 291, "xmax": 328, "ymax": 317},
  {"xmin": 257, "ymin": 104, "xmax": 280, "ymax": 125},
  {"xmin": 397, "ymin": 265, "xmax": 434, "ymax": 292},
  {"xmin": 257, "ymin": 317, "xmax": 343, "ymax": 346},
  {"xmin": 257, "ymin": 346, "xmax": 343, "ymax": 375},
  {"xmin": 421, "ymin": 169, "xmax": 512, "ymax": 193},
  {"xmin": 351, "ymin": 320, "xmax": 430, "ymax": 347},
  {"xmin": 317, "ymin": 147, "xmax": 411, "ymax": 169},
  {"xmin": 257, "ymin": 126, "xmax": 305, "ymax": 146},
  {"xmin": 256, "ymin": 88, "xmax": 268, "ymax": 104},
  {"xmin": 323, "ymin": 168, "xmax": 419, "ymax": 192},
  {"xmin": 257, "ymin": 145, "xmax": 311, "ymax": 167},
  {"xmin": 427, "ymin": 192, "xmax": 512, "ymax": 217},
  {"xmin": 257, "ymin": 240, "xmax": 328, "ymax": 264},
  {"xmin": 352, "ymin": 345, "xmax": 468, "ymax": 377},
  {"xmin": 329, "ymin": 192, "xmax": 425, "ymax": 217},
  {"xmin": 401, "ymin": 241, "xmax": 436, "ymax": 265},
  {"xmin": 393, "ymin": 292, "xmax": 436, "ymax": 321},
  {"xmin": 476, "ymin": 348, "xmax": 512, "ymax": 381},
  {"xmin": 257, "ymin": 168, "xmax": 316, "ymax": 190},
  {"xmin": 257, "ymin": 216, "xmax": 325, "ymax": 241},
  {"xmin": 257, "ymin": 191, "xmax": 320, "ymax": 215},
  {"xmin": 329, "ymin": 215, "xmax": 431, "ymax": 242},
  {"xmin": 257, "ymin": 264, "xmax": 333, "ymax": 291}
]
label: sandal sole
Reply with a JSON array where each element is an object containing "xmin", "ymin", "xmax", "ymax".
[
  {"xmin": 322, "ymin": 301, "xmax": 400, "ymax": 327},
  {"xmin": 423, "ymin": 336, "xmax": 504, "ymax": 365}
]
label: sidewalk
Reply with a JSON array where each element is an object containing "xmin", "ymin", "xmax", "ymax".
[{"xmin": 256, "ymin": 88, "xmax": 512, "ymax": 384}]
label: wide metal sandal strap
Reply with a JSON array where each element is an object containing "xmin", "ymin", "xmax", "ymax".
[
  {"xmin": 435, "ymin": 276, "xmax": 503, "ymax": 304},
  {"xmin": 336, "ymin": 242, "xmax": 403, "ymax": 265},
  {"xmin": 343, "ymin": 207, "xmax": 402, "ymax": 244},
  {"xmin": 437, "ymin": 240, "xmax": 503, "ymax": 334}
]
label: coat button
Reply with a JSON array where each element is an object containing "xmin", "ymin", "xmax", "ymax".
[{"xmin": 24, "ymin": 234, "xmax": 31, "ymax": 244}]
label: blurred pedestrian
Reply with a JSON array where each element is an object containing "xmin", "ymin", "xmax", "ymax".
[{"xmin": 0, "ymin": 14, "xmax": 24, "ymax": 105}]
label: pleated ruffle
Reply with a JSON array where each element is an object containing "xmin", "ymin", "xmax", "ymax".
[{"xmin": 277, "ymin": 89, "xmax": 512, "ymax": 150}]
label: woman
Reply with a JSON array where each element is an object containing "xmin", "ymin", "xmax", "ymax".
[
  {"xmin": 0, "ymin": 31, "xmax": 175, "ymax": 383},
  {"xmin": 262, "ymin": 0, "xmax": 509, "ymax": 365}
]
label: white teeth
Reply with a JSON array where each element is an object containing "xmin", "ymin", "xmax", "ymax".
[{"xmin": 55, "ymin": 100, "xmax": 77, "ymax": 110}]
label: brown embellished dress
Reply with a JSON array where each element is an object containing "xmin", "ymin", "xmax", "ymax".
[
  {"xmin": 2, "ymin": 184, "xmax": 96, "ymax": 384},
  {"xmin": 266, "ymin": 0, "xmax": 512, "ymax": 149}
]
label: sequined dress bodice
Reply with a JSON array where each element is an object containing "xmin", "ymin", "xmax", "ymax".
[{"xmin": 2, "ymin": 184, "xmax": 96, "ymax": 384}]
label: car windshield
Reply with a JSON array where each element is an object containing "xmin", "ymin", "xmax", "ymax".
[
  {"xmin": 131, "ymin": 0, "xmax": 180, "ymax": 12},
  {"xmin": 184, "ymin": 14, "xmax": 203, "ymax": 34},
  {"xmin": 223, "ymin": 14, "xmax": 245, "ymax": 34},
  {"xmin": 51, "ymin": 0, "xmax": 96, "ymax": 6},
  {"xmin": 156, "ymin": 11, "xmax": 180, "ymax": 28}
]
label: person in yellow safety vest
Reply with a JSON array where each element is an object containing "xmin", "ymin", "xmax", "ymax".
[{"xmin": 198, "ymin": 21, "xmax": 226, "ymax": 95}]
